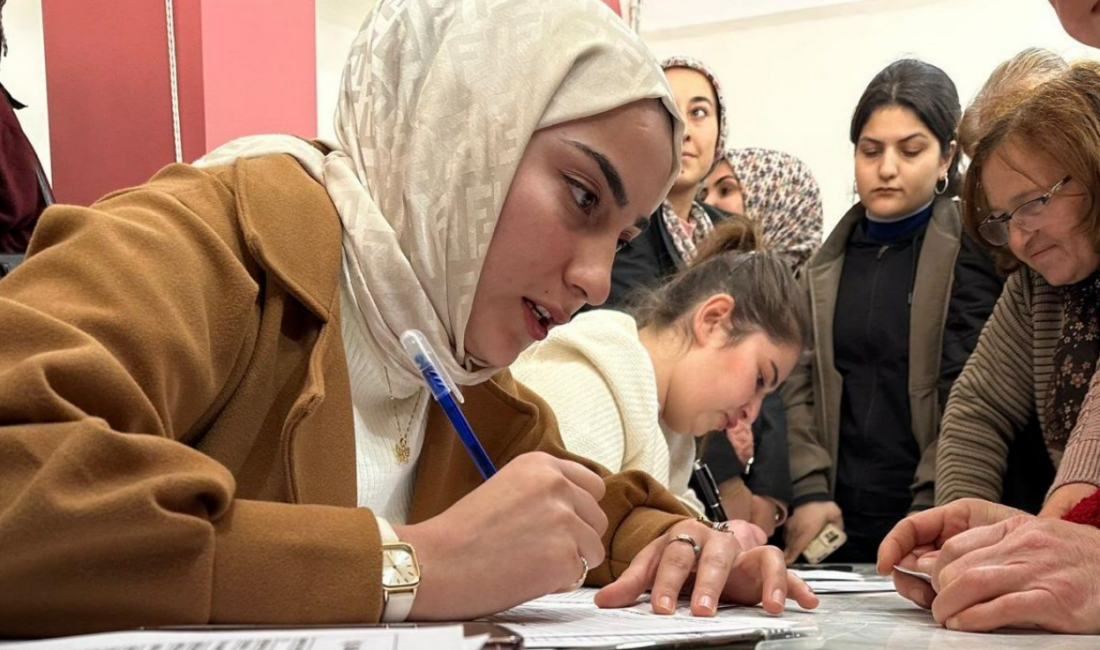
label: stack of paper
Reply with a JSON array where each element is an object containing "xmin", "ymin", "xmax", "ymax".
[
  {"xmin": 792, "ymin": 569, "xmax": 897, "ymax": 594},
  {"xmin": 487, "ymin": 589, "xmax": 817, "ymax": 649},
  {"xmin": 0, "ymin": 626, "xmax": 483, "ymax": 650}
]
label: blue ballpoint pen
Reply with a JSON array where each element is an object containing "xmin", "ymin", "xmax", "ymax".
[{"xmin": 400, "ymin": 329, "xmax": 497, "ymax": 480}]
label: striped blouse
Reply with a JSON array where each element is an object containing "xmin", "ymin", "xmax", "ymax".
[{"xmin": 936, "ymin": 266, "xmax": 1100, "ymax": 503}]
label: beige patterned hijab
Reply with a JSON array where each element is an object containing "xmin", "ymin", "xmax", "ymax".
[{"xmin": 197, "ymin": 0, "xmax": 683, "ymax": 394}]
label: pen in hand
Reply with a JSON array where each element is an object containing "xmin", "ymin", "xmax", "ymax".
[
  {"xmin": 401, "ymin": 329, "xmax": 497, "ymax": 480},
  {"xmin": 692, "ymin": 460, "xmax": 728, "ymax": 522}
]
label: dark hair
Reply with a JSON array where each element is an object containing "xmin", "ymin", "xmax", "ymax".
[
  {"xmin": 630, "ymin": 216, "xmax": 809, "ymax": 351},
  {"xmin": 850, "ymin": 59, "xmax": 962, "ymax": 196},
  {"xmin": 962, "ymin": 59, "xmax": 1100, "ymax": 274}
]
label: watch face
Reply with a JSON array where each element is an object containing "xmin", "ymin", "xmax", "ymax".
[{"xmin": 382, "ymin": 545, "xmax": 420, "ymax": 588}]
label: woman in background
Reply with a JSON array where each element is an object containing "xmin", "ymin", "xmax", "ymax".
[
  {"xmin": 604, "ymin": 56, "xmax": 729, "ymax": 307},
  {"xmin": 513, "ymin": 217, "xmax": 807, "ymax": 548},
  {"xmin": 937, "ymin": 59, "xmax": 1100, "ymax": 517},
  {"xmin": 782, "ymin": 59, "xmax": 1002, "ymax": 563},
  {"xmin": 702, "ymin": 147, "xmax": 824, "ymax": 274},
  {"xmin": 698, "ymin": 148, "xmax": 826, "ymax": 538}
]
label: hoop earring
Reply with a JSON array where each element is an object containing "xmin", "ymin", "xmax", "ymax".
[{"xmin": 935, "ymin": 176, "xmax": 949, "ymax": 195}]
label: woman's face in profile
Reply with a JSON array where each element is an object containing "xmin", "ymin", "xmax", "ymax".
[
  {"xmin": 981, "ymin": 138, "xmax": 1099, "ymax": 286},
  {"xmin": 464, "ymin": 99, "xmax": 675, "ymax": 367},
  {"xmin": 666, "ymin": 67, "xmax": 719, "ymax": 192},
  {"xmin": 701, "ymin": 159, "xmax": 745, "ymax": 216}
]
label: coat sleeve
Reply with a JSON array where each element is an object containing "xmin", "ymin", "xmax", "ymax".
[
  {"xmin": 495, "ymin": 375, "xmax": 692, "ymax": 586},
  {"xmin": 910, "ymin": 233, "xmax": 1004, "ymax": 509},
  {"xmin": 782, "ymin": 274, "xmax": 832, "ymax": 506},
  {"xmin": 0, "ymin": 166, "xmax": 381, "ymax": 637},
  {"xmin": 935, "ymin": 269, "xmax": 1036, "ymax": 505},
  {"xmin": 746, "ymin": 392, "xmax": 794, "ymax": 506}
]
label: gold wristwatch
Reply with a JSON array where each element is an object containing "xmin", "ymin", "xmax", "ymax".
[{"xmin": 377, "ymin": 518, "xmax": 420, "ymax": 622}]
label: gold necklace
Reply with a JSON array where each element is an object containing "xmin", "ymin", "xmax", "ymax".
[{"xmin": 383, "ymin": 367, "xmax": 424, "ymax": 464}]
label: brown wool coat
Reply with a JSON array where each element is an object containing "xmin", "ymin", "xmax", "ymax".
[{"xmin": 0, "ymin": 154, "xmax": 689, "ymax": 638}]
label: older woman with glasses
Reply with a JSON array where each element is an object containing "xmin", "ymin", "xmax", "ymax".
[
  {"xmin": 876, "ymin": 6, "xmax": 1100, "ymax": 637},
  {"xmin": 935, "ymin": 60, "xmax": 1100, "ymax": 519}
]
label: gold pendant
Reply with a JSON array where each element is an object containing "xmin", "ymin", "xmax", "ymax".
[{"xmin": 394, "ymin": 437, "xmax": 411, "ymax": 464}]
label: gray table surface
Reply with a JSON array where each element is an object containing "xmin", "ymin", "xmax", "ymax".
[{"xmin": 773, "ymin": 564, "xmax": 1099, "ymax": 649}]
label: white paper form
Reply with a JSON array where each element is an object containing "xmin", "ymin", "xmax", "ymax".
[
  {"xmin": 791, "ymin": 569, "xmax": 864, "ymax": 582},
  {"xmin": 790, "ymin": 569, "xmax": 898, "ymax": 594},
  {"xmin": 803, "ymin": 580, "xmax": 896, "ymax": 594},
  {"xmin": 0, "ymin": 625, "xmax": 470, "ymax": 650},
  {"xmin": 487, "ymin": 588, "xmax": 810, "ymax": 649}
]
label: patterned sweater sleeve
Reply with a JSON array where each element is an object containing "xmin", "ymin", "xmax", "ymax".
[{"xmin": 1051, "ymin": 364, "xmax": 1100, "ymax": 492}]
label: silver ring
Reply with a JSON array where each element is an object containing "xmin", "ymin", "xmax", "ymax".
[
  {"xmin": 568, "ymin": 556, "xmax": 589, "ymax": 591},
  {"xmin": 668, "ymin": 533, "xmax": 701, "ymax": 558}
]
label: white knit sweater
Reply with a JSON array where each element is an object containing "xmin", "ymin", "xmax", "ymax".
[
  {"xmin": 512, "ymin": 310, "xmax": 704, "ymax": 516},
  {"xmin": 339, "ymin": 262, "xmax": 428, "ymax": 524}
]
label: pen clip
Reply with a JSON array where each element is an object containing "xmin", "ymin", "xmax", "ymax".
[{"xmin": 400, "ymin": 329, "xmax": 465, "ymax": 404}]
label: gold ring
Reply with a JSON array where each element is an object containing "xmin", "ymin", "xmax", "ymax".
[
  {"xmin": 668, "ymin": 533, "xmax": 701, "ymax": 558},
  {"xmin": 568, "ymin": 556, "xmax": 589, "ymax": 591}
]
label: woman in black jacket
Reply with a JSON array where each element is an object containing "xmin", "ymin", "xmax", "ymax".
[
  {"xmin": 604, "ymin": 56, "xmax": 729, "ymax": 306},
  {"xmin": 782, "ymin": 59, "xmax": 1004, "ymax": 563}
]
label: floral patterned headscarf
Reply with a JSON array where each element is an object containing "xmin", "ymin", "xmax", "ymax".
[{"xmin": 725, "ymin": 147, "xmax": 823, "ymax": 272}]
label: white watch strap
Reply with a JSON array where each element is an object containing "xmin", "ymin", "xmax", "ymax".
[{"xmin": 377, "ymin": 517, "xmax": 415, "ymax": 623}]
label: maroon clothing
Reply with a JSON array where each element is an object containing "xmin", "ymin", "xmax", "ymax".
[
  {"xmin": 1063, "ymin": 487, "xmax": 1100, "ymax": 528},
  {"xmin": 0, "ymin": 82, "xmax": 49, "ymax": 253}
]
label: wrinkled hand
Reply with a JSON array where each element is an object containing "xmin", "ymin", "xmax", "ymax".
[
  {"xmin": 399, "ymin": 452, "xmax": 607, "ymax": 620},
  {"xmin": 783, "ymin": 501, "xmax": 842, "ymax": 564},
  {"xmin": 928, "ymin": 516, "xmax": 1100, "ymax": 632},
  {"xmin": 595, "ymin": 519, "xmax": 818, "ymax": 617},
  {"xmin": 876, "ymin": 498, "xmax": 1025, "ymax": 611},
  {"xmin": 726, "ymin": 422, "xmax": 754, "ymax": 466},
  {"xmin": 1039, "ymin": 482, "xmax": 1098, "ymax": 518}
]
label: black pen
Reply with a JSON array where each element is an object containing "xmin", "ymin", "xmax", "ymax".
[{"xmin": 691, "ymin": 459, "xmax": 728, "ymax": 522}]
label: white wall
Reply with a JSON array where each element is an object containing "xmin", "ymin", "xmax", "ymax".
[
  {"xmin": 315, "ymin": 0, "xmax": 376, "ymax": 142},
  {"xmin": 641, "ymin": 0, "xmax": 1100, "ymax": 234},
  {"xmin": 1, "ymin": 0, "xmax": 50, "ymax": 180},
  {"xmin": 9, "ymin": 0, "xmax": 1099, "ymax": 226}
]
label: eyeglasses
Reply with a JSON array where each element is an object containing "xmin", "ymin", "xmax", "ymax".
[{"xmin": 977, "ymin": 175, "xmax": 1072, "ymax": 246}]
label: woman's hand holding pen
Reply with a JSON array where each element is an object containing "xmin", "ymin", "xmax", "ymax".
[
  {"xmin": 593, "ymin": 518, "xmax": 818, "ymax": 617},
  {"xmin": 397, "ymin": 452, "xmax": 607, "ymax": 620}
]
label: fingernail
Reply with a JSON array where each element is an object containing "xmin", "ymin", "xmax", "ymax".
[
  {"xmin": 946, "ymin": 617, "xmax": 960, "ymax": 630},
  {"xmin": 658, "ymin": 595, "xmax": 674, "ymax": 612},
  {"xmin": 698, "ymin": 595, "xmax": 713, "ymax": 611},
  {"xmin": 771, "ymin": 589, "xmax": 784, "ymax": 604},
  {"xmin": 909, "ymin": 589, "xmax": 927, "ymax": 608}
]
